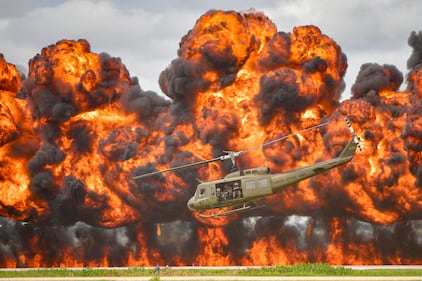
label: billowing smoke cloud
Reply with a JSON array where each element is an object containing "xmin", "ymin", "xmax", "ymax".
[
  {"xmin": 407, "ymin": 30, "xmax": 422, "ymax": 70},
  {"xmin": 351, "ymin": 63, "xmax": 403, "ymax": 100},
  {"xmin": 0, "ymin": 10, "xmax": 421, "ymax": 267}
]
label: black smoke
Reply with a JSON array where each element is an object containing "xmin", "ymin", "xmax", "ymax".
[{"xmin": 0, "ymin": 11, "xmax": 421, "ymax": 267}]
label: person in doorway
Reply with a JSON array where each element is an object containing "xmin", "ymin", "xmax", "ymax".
[{"xmin": 233, "ymin": 182, "xmax": 242, "ymax": 198}]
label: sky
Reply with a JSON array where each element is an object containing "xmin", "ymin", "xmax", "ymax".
[{"xmin": 1, "ymin": 0, "xmax": 421, "ymax": 100}]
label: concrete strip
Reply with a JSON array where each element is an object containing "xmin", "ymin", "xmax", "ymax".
[{"xmin": 1, "ymin": 276, "xmax": 422, "ymax": 281}]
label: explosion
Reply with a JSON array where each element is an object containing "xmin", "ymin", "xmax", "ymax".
[{"xmin": 0, "ymin": 10, "xmax": 421, "ymax": 267}]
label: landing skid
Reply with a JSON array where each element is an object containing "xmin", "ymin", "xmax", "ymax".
[{"xmin": 199, "ymin": 202, "xmax": 264, "ymax": 218}]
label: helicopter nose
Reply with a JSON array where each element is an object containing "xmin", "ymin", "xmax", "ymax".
[{"xmin": 187, "ymin": 197, "xmax": 195, "ymax": 211}]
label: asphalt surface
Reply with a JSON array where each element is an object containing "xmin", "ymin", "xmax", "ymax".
[{"xmin": 2, "ymin": 277, "xmax": 422, "ymax": 281}]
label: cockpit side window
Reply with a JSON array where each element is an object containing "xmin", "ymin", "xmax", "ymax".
[{"xmin": 196, "ymin": 187, "xmax": 206, "ymax": 199}]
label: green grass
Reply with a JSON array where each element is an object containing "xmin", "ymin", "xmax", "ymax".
[{"xmin": 0, "ymin": 264, "xmax": 420, "ymax": 278}]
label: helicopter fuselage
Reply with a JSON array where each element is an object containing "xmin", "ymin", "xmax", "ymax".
[
  {"xmin": 187, "ymin": 137, "xmax": 357, "ymax": 213},
  {"xmin": 187, "ymin": 167, "xmax": 272, "ymax": 211}
]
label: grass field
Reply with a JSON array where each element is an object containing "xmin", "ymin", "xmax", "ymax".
[{"xmin": 0, "ymin": 264, "xmax": 421, "ymax": 278}]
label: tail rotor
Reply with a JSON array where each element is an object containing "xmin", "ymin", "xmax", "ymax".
[{"xmin": 344, "ymin": 117, "xmax": 363, "ymax": 153}]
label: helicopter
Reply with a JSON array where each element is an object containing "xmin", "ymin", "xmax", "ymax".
[{"xmin": 133, "ymin": 117, "xmax": 362, "ymax": 218}]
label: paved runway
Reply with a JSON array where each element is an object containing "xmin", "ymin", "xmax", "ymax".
[{"xmin": 1, "ymin": 277, "xmax": 422, "ymax": 281}]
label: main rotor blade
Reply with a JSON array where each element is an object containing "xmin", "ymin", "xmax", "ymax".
[
  {"xmin": 132, "ymin": 121, "xmax": 330, "ymax": 180},
  {"xmin": 238, "ymin": 121, "xmax": 330, "ymax": 156},
  {"xmin": 132, "ymin": 156, "xmax": 221, "ymax": 180}
]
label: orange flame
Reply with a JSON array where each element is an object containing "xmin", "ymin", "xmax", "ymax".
[{"xmin": 0, "ymin": 9, "xmax": 421, "ymax": 267}]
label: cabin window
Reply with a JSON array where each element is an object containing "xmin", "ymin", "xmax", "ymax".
[
  {"xmin": 245, "ymin": 180, "xmax": 256, "ymax": 190},
  {"xmin": 257, "ymin": 179, "xmax": 269, "ymax": 188},
  {"xmin": 198, "ymin": 188, "xmax": 206, "ymax": 199}
]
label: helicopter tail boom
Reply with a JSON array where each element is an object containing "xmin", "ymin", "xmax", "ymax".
[
  {"xmin": 338, "ymin": 137, "xmax": 359, "ymax": 158},
  {"xmin": 270, "ymin": 118, "xmax": 362, "ymax": 193}
]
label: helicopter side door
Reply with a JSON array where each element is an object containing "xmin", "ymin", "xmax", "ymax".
[{"xmin": 215, "ymin": 180, "xmax": 242, "ymax": 202}]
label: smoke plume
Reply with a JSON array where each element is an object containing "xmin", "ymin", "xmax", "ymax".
[{"xmin": 0, "ymin": 9, "xmax": 421, "ymax": 266}]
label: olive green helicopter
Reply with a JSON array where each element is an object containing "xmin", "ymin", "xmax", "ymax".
[{"xmin": 133, "ymin": 117, "xmax": 362, "ymax": 218}]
